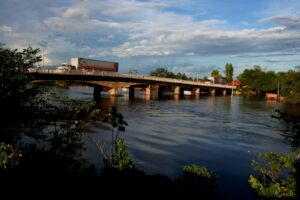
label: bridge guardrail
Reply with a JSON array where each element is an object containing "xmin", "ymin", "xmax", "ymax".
[{"xmin": 28, "ymin": 68, "xmax": 236, "ymax": 89}]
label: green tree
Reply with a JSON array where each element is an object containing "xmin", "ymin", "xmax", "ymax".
[
  {"xmin": 224, "ymin": 63, "xmax": 234, "ymax": 83},
  {"xmin": 237, "ymin": 65, "xmax": 278, "ymax": 94},
  {"xmin": 259, "ymin": 71, "xmax": 278, "ymax": 92},
  {"xmin": 0, "ymin": 46, "xmax": 41, "ymax": 105},
  {"xmin": 176, "ymin": 72, "xmax": 188, "ymax": 80},
  {"xmin": 278, "ymin": 70, "xmax": 300, "ymax": 103},
  {"xmin": 150, "ymin": 68, "xmax": 171, "ymax": 77},
  {"xmin": 0, "ymin": 142, "xmax": 22, "ymax": 169},
  {"xmin": 210, "ymin": 69, "xmax": 222, "ymax": 79}
]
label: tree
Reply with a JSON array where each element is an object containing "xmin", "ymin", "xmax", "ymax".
[
  {"xmin": 0, "ymin": 46, "xmax": 41, "ymax": 105},
  {"xmin": 224, "ymin": 63, "xmax": 233, "ymax": 83},
  {"xmin": 237, "ymin": 65, "xmax": 266, "ymax": 94},
  {"xmin": 210, "ymin": 69, "xmax": 222, "ymax": 79},
  {"xmin": 149, "ymin": 68, "xmax": 172, "ymax": 78},
  {"xmin": 278, "ymin": 70, "xmax": 300, "ymax": 103},
  {"xmin": 258, "ymin": 71, "xmax": 277, "ymax": 92}
]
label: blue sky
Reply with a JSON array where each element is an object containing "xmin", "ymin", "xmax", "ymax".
[{"xmin": 1, "ymin": 0, "xmax": 300, "ymax": 78}]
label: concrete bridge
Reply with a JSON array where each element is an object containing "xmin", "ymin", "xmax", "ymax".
[{"xmin": 29, "ymin": 68, "xmax": 236, "ymax": 101}]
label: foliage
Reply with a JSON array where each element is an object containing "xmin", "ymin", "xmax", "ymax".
[
  {"xmin": 238, "ymin": 65, "xmax": 278, "ymax": 94},
  {"xmin": 178, "ymin": 164, "xmax": 218, "ymax": 198},
  {"xmin": 210, "ymin": 69, "xmax": 222, "ymax": 79},
  {"xmin": 149, "ymin": 67, "xmax": 193, "ymax": 80},
  {"xmin": 96, "ymin": 106, "xmax": 132, "ymax": 171},
  {"xmin": 224, "ymin": 63, "xmax": 234, "ymax": 83},
  {"xmin": 113, "ymin": 138, "xmax": 133, "ymax": 171},
  {"xmin": 0, "ymin": 87, "xmax": 101, "ymax": 175},
  {"xmin": 237, "ymin": 66, "xmax": 300, "ymax": 101},
  {"xmin": 183, "ymin": 164, "xmax": 217, "ymax": 181},
  {"xmin": 249, "ymin": 150, "xmax": 299, "ymax": 199},
  {"xmin": 0, "ymin": 142, "xmax": 22, "ymax": 169},
  {"xmin": 0, "ymin": 46, "xmax": 41, "ymax": 104},
  {"xmin": 278, "ymin": 70, "xmax": 300, "ymax": 103}
]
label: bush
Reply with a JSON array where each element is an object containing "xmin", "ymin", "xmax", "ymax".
[{"xmin": 249, "ymin": 151, "xmax": 298, "ymax": 199}]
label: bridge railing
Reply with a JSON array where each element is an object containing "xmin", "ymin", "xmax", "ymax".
[{"xmin": 28, "ymin": 68, "xmax": 236, "ymax": 89}]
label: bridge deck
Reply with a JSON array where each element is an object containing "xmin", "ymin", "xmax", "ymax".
[{"xmin": 28, "ymin": 68, "xmax": 236, "ymax": 89}]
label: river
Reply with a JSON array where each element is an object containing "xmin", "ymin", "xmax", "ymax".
[{"xmin": 61, "ymin": 85, "xmax": 299, "ymax": 199}]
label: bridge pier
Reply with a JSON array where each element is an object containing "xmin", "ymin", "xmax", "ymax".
[
  {"xmin": 192, "ymin": 88, "xmax": 201, "ymax": 96},
  {"xmin": 93, "ymin": 85, "xmax": 102, "ymax": 102},
  {"xmin": 222, "ymin": 89, "xmax": 227, "ymax": 96},
  {"xmin": 174, "ymin": 86, "xmax": 184, "ymax": 99},
  {"xmin": 109, "ymin": 88, "xmax": 118, "ymax": 96},
  {"xmin": 209, "ymin": 88, "xmax": 216, "ymax": 96},
  {"xmin": 145, "ymin": 85, "xmax": 162, "ymax": 100},
  {"xmin": 129, "ymin": 86, "xmax": 135, "ymax": 100}
]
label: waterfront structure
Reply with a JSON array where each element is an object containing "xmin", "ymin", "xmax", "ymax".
[{"xmin": 29, "ymin": 68, "xmax": 236, "ymax": 101}]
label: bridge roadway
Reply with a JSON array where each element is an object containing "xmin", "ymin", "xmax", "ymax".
[{"xmin": 29, "ymin": 68, "xmax": 236, "ymax": 100}]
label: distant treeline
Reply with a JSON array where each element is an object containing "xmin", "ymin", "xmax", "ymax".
[
  {"xmin": 148, "ymin": 63, "xmax": 234, "ymax": 83},
  {"xmin": 149, "ymin": 65, "xmax": 300, "ymax": 103},
  {"xmin": 237, "ymin": 65, "xmax": 300, "ymax": 103},
  {"xmin": 149, "ymin": 68, "xmax": 199, "ymax": 81}
]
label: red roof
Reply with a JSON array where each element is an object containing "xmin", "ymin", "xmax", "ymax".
[{"xmin": 230, "ymin": 80, "xmax": 243, "ymax": 86}]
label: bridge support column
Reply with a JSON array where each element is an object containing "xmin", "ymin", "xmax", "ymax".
[
  {"xmin": 145, "ymin": 85, "xmax": 162, "ymax": 100},
  {"xmin": 222, "ymin": 89, "xmax": 227, "ymax": 96},
  {"xmin": 109, "ymin": 88, "xmax": 118, "ymax": 96},
  {"xmin": 152, "ymin": 85, "xmax": 163, "ymax": 100},
  {"xmin": 93, "ymin": 85, "xmax": 102, "ymax": 102},
  {"xmin": 145, "ymin": 85, "xmax": 151, "ymax": 101},
  {"xmin": 174, "ymin": 86, "xmax": 184, "ymax": 99},
  {"xmin": 209, "ymin": 88, "xmax": 216, "ymax": 96},
  {"xmin": 192, "ymin": 88, "xmax": 201, "ymax": 96},
  {"xmin": 129, "ymin": 86, "xmax": 135, "ymax": 100}
]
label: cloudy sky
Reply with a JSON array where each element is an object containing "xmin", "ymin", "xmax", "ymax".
[{"xmin": 1, "ymin": 0, "xmax": 300, "ymax": 77}]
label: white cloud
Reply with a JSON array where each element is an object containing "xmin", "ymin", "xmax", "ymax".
[
  {"xmin": 0, "ymin": 25, "xmax": 12, "ymax": 33},
  {"xmin": 259, "ymin": 15, "xmax": 300, "ymax": 30},
  {"xmin": 62, "ymin": 7, "xmax": 88, "ymax": 19},
  {"xmin": 1, "ymin": 0, "xmax": 300, "ymax": 74}
]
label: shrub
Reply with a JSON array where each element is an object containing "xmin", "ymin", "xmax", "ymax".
[{"xmin": 249, "ymin": 151, "xmax": 299, "ymax": 199}]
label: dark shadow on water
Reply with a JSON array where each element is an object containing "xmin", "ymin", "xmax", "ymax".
[
  {"xmin": 272, "ymin": 109, "xmax": 300, "ymax": 147},
  {"xmin": 98, "ymin": 167, "xmax": 218, "ymax": 198}
]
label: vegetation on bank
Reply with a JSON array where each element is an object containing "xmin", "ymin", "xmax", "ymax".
[
  {"xmin": 238, "ymin": 65, "xmax": 300, "ymax": 103},
  {"xmin": 149, "ymin": 63, "xmax": 234, "ymax": 84},
  {"xmin": 149, "ymin": 64, "xmax": 300, "ymax": 103}
]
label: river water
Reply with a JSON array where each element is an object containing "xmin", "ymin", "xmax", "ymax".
[{"xmin": 62, "ymin": 86, "xmax": 299, "ymax": 199}]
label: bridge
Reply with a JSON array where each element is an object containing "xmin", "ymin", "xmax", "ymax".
[{"xmin": 29, "ymin": 68, "xmax": 236, "ymax": 101}]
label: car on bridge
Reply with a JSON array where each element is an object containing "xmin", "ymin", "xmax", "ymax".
[{"xmin": 57, "ymin": 63, "xmax": 74, "ymax": 70}]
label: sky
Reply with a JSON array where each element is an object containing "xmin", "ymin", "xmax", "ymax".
[{"xmin": 1, "ymin": 0, "xmax": 300, "ymax": 78}]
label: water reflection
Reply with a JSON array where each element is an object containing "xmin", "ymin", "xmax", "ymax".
[{"xmin": 64, "ymin": 86, "xmax": 298, "ymax": 200}]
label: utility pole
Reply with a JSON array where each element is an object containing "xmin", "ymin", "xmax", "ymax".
[{"xmin": 277, "ymin": 82, "xmax": 280, "ymax": 102}]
